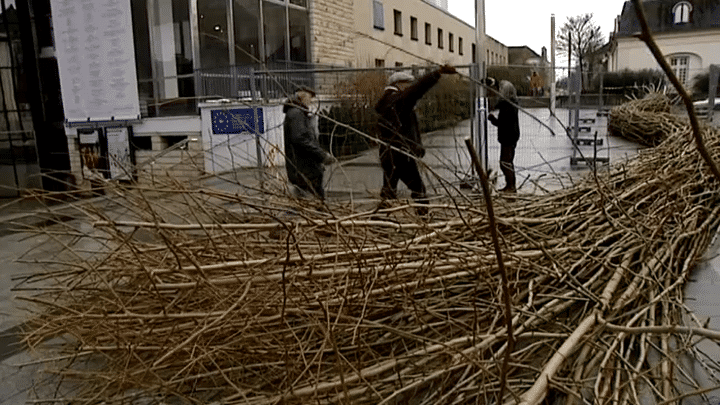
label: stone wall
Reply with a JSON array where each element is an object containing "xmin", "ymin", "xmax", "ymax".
[
  {"xmin": 134, "ymin": 136, "xmax": 204, "ymax": 186},
  {"xmin": 310, "ymin": 0, "xmax": 355, "ymax": 67}
]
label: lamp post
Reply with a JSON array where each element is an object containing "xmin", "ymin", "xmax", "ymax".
[{"xmin": 474, "ymin": 0, "xmax": 488, "ymax": 172}]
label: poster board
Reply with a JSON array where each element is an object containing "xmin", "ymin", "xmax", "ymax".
[
  {"xmin": 106, "ymin": 127, "xmax": 133, "ymax": 180},
  {"xmin": 50, "ymin": 0, "xmax": 141, "ymax": 123}
]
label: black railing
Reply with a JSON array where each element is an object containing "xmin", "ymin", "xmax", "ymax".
[{"xmin": 198, "ymin": 62, "xmax": 316, "ymax": 101}]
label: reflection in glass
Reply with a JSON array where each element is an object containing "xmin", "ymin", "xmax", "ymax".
[
  {"xmin": 233, "ymin": 0, "xmax": 260, "ymax": 65},
  {"xmin": 288, "ymin": 6, "xmax": 308, "ymax": 63},
  {"xmin": 263, "ymin": 1, "xmax": 285, "ymax": 63},
  {"xmin": 199, "ymin": 0, "xmax": 230, "ymax": 69},
  {"xmin": 132, "ymin": 0, "xmax": 196, "ymax": 116},
  {"xmin": 131, "ymin": 0, "xmax": 152, "ymax": 106},
  {"xmin": 173, "ymin": 0, "xmax": 193, "ymax": 98}
]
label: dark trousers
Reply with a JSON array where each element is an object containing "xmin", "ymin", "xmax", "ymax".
[
  {"xmin": 499, "ymin": 145, "xmax": 516, "ymax": 189},
  {"xmin": 380, "ymin": 150, "xmax": 428, "ymax": 209},
  {"xmin": 293, "ymin": 173, "xmax": 324, "ymax": 199}
]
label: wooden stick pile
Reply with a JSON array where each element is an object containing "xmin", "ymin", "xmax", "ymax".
[
  {"xmin": 18, "ymin": 94, "xmax": 720, "ymax": 404},
  {"xmin": 608, "ymin": 92, "xmax": 688, "ymax": 147}
]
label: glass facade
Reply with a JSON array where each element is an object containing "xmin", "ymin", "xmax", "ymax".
[
  {"xmin": 0, "ymin": 1, "xmax": 42, "ymax": 195},
  {"xmin": 132, "ymin": 0, "xmax": 310, "ymax": 117}
]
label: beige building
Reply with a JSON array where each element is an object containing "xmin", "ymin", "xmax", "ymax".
[
  {"xmin": 352, "ymin": 0, "xmax": 478, "ymax": 68},
  {"xmin": 485, "ymin": 35, "xmax": 508, "ymax": 66},
  {"xmin": 609, "ymin": 0, "xmax": 720, "ymax": 90}
]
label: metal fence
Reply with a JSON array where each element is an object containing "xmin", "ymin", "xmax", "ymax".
[
  {"xmin": 194, "ymin": 64, "xmax": 478, "ymax": 157},
  {"xmin": 199, "ymin": 62, "xmax": 315, "ymax": 101}
]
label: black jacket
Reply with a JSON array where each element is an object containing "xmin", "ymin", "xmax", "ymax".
[
  {"xmin": 488, "ymin": 99, "xmax": 520, "ymax": 147},
  {"xmin": 375, "ymin": 70, "xmax": 442, "ymax": 158},
  {"xmin": 283, "ymin": 97, "xmax": 326, "ymax": 186}
]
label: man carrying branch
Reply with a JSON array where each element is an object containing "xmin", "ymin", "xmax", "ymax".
[{"xmin": 375, "ymin": 64, "xmax": 457, "ymax": 216}]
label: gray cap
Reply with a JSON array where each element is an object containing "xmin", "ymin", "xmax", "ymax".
[{"xmin": 388, "ymin": 71, "xmax": 415, "ymax": 85}]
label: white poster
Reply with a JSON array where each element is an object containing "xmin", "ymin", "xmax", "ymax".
[
  {"xmin": 106, "ymin": 127, "xmax": 132, "ymax": 180},
  {"xmin": 50, "ymin": 0, "xmax": 141, "ymax": 123}
]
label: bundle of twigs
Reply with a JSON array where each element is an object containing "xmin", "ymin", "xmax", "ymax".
[
  {"xmin": 608, "ymin": 92, "xmax": 687, "ymax": 147},
  {"xmin": 17, "ymin": 94, "xmax": 720, "ymax": 404}
]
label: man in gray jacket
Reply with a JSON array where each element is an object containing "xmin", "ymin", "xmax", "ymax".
[{"xmin": 283, "ymin": 88, "xmax": 333, "ymax": 199}]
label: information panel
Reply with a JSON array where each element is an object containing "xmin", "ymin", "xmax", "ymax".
[
  {"xmin": 106, "ymin": 127, "xmax": 132, "ymax": 180},
  {"xmin": 50, "ymin": 0, "xmax": 141, "ymax": 123}
]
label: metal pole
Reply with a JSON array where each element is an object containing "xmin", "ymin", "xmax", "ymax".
[
  {"xmin": 227, "ymin": 0, "xmax": 237, "ymax": 97},
  {"xmin": 285, "ymin": 0, "xmax": 291, "ymax": 62},
  {"xmin": 599, "ymin": 71, "xmax": 604, "ymax": 110},
  {"xmin": 475, "ymin": 0, "xmax": 488, "ymax": 173},
  {"xmin": 250, "ymin": 68, "xmax": 264, "ymax": 188},
  {"xmin": 568, "ymin": 32, "xmax": 572, "ymax": 128},
  {"xmin": 189, "ymin": 0, "xmax": 201, "ymax": 101},
  {"xmin": 550, "ymin": 14, "xmax": 556, "ymax": 114}
]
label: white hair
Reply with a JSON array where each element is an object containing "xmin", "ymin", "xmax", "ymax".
[{"xmin": 499, "ymin": 80, "xmax": 518, "ymax": 101}]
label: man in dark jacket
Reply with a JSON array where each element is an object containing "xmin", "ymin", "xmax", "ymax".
[
  {"xmin": 283, "ymin": 88, "xmax": 333, "ymax": 199},
  {"xmin": 488, "ymin": 80, "xmax": 520, "ymax": 193},
  {"xmin": 375, "ymin": 65, "xmax": 457, "ymax": 214}
]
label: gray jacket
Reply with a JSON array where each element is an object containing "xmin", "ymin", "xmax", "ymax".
[{"xmin": 283, "ymin": 97, "xmax": 326, "ymax": 186}]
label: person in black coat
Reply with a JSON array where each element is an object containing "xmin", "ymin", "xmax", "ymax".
[
  {"xmin": 375, "ymin": 65, "xmax": 457, "ymax": 214},
  {"xmin": 488, "ymin": 80, "xmax": 520, "ymax": 192},
  {"xmin": 283, "ymin": 88, "xmax": 333, "ymax": 199}
]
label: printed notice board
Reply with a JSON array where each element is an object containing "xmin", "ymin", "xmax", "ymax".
[{"xmin": 50, "ymin": 0, "xmax": 141, "ymax": 123}]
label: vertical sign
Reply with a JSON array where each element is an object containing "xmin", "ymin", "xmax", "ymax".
[
  {"xmin": 106, "ymin": 127, "xmax": 132, "ymax": 180},
  {"xmin": 50, "ymin": 0, "xmax": 141, "ymax": 123}
]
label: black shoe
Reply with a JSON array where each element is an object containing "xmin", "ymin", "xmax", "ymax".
[
  {"xmin": 415, "ymin": 206, "xmax": 429, "ymax": 218},
  {"xmin": 499, "ymin": 186, "xmax": 516, "ymax": 193}
]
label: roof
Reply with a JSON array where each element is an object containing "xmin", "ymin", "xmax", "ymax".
[
  {"xmin": 507, "ymin": 46, "xmax": 547, "ymax": 66},
  {"xmin": 615, "ymin": 0, "xmax": 720, "ymax": 37},
  {"xmin": 508, "ymin": 46, "xmax": 541, "ymax": 58}
]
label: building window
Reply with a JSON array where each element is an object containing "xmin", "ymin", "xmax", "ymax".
[
  {"xmin": 410, "ymin": 17, "xmax": 418, "ymax": 41},
  {"xmin": 673, "ymin": 1, "xmax": 692, "ymax": 24},
  {"xmin": 425, "ymin": 23, "xmax": 432, "ymax": 45},
  {"xmin": 375, "ymin": 58, "xmax": 385, "ymax": 67},
  {"xmin": 670, "ymin": 55, "xmax": 689, "ymax": 84},
  {"xmin": 449, "ymin": 33, "xmax": 454, "ymax": 53},
  {"xmin": 472, "ymin": 43, "xmax": 476, "ymax": 63},
  {"xmin": 395, "ymin": 62, "xmax": 403, "ymax": 67},
  {"xmin": 437, "ymin": 28, "xmax": 443, "ymax": 49},
  {"xmin": 393, "ymin": 10, "xmax": 402, "ymax": 35},
  {"xmin": 373, "ymin": 0, "xmax": 384, "ymax": 30},
  {"xmin": 458, "ymin": 37, "xmax": 463, "ymax": 55}
]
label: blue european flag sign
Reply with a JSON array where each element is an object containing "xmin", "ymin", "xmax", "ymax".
[{"xmin": 211, "ymin": 108, "xmax": 264, "ymax": 135}]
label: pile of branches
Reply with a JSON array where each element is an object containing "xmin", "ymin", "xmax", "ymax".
[
  {"xmin": 608, "ymin": 92, "xmax": 687, "ymax": 147},
  {"xmin": 18, "ymin": 94, "xmax": 720, "ymax": 404}
]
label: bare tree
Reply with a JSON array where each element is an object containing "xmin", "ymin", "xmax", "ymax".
[{"xmin": 557, "ymin": 13, "xmax": 605, "ymax": 90}]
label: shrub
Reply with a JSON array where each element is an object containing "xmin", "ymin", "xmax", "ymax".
[
  {"xmin": 487, "ymin": 66, "xmax": 530, "ymax": 96},
  {"xmin": 595, "ymin": 69, "xmax": 665, "ymax": 97}
]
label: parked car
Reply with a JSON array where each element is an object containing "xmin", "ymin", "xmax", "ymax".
[{"xmin": 693, "ymin": 97, "xmax": 720, "ymax": 111}]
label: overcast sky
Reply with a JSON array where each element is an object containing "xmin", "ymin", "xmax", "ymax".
[{"xmin": 448, "ymin": 0, "xmax": 629, "ymax": 55}]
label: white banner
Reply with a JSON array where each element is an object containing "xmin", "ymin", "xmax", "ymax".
[{"xmin": 50, "ymin": 0, "xmax": 141, "ymax": 123}]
